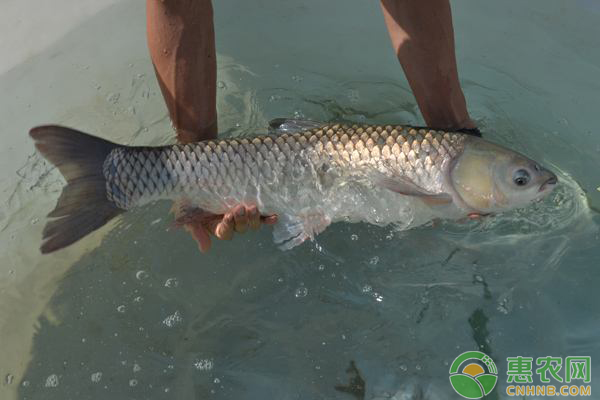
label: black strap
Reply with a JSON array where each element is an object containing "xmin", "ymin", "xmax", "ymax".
[
  {"xmin": 410, "ymin": 125, "xmax": 482, "ymax": 138},
  {"xmin": 455, "ymin": 127, "xmax": 482, "ymax": 137}
]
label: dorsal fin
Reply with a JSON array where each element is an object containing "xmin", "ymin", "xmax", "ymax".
[{"xmin": 268, "ymin": 118, "xmax": 324, "ymax": 134}]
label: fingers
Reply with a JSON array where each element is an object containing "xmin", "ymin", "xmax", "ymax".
[
  {"xmin": 247, "ymin": 205, "xmax": 260, "ymax": 231},
  {"xmin": 261, "ymin": 214, "xmax": 278, "ymax": 225},
  {"xmin": 467, "ymin": 212, "xmax": 482, "ymax": 220},
  {"xmin": 241, "ymin": 205, "xmax": 276, "ymax": 229},
  {"xmin": 184, "ymin": 223, "xmax": 212, "ymax": 253},
  {"xmin": 215, "ymin": 212, "xmax": 235, "ymax": 240},
  {"xmin": 233, "ymin": 205, "xmax": 248, "ymax": 233},
  {"xmin": 180, "ymin": 204, "xmax": 278, "ymax": 253}
]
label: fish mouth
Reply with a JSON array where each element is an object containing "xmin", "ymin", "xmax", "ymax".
[{"xmin": 539, "ymin": 174, "xmax": 558, "ymax": 192}]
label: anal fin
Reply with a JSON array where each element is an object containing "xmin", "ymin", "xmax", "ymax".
[{"xmin": 273, "ymin": 211, "xmax": 331, "ymax": 250}]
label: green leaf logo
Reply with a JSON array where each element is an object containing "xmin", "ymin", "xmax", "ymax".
[{"xmin": 449, "ymin": 351, "xmax": 498, "ymax": 399}]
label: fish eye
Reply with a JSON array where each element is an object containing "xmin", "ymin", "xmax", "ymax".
[{"xmin": 513, "ymin": 169, "xmax": 531, "ymax": 186}]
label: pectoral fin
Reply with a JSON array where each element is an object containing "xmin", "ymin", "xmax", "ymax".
[
  {"xmin": 374, "ymin": 173, "xmax": 452, "ymax": 204},
  {"xmin": 273, "ymin": 211, "xmax": 331, "ymax": 250}
]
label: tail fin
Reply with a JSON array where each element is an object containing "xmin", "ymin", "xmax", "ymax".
[{"xmin": 29, "ymin": 125, "xmax": 124, "ymax": 253}]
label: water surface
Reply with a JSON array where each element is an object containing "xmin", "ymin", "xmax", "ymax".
[{"xmin": 1, "ymin": 1, "xmax": 599, "ymax": 399}]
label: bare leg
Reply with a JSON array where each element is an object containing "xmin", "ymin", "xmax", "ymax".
[
  {"xmin": 147, "ymin": 1, "xmax": 275, "ymax": 252},
  {"xmin": 146, "ymin": 0, "xmax": 217, "ymax": 142},
  {"xmin": 380, "ymin": 0, "xmax": 475, "ymax": 131}
]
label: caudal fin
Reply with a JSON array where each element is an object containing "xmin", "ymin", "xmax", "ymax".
[{"xmin": 30, "ymin": 125, "xmax": 124, "ymax": 253}]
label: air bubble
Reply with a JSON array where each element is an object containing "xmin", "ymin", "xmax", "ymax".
[
  {"xmin": 45, "ymin": 374, "xmax": 59, "ymax": 388},
  {"xmin": 497, "ymin": 294, "xmax": 512, "ymax": 314},
  {"xmin": 106, "ymin": 93, "xmax": 120, "ymax": 104},
  {"xmin": 294, "ymin": 286, "xmax": 308, "ymax": 298},
  {"xmin": 164, "ymin": 278, "xmax": 179, "ymax": 288},
  {"xmin": 135, "ymin": 270, "xmax": 149, "ymax": 280},
  {"xmin": 194, "ymin": 359, "xmax": 214, "ymax": 371},
  {"xmin": 163, "ymin": 310, "xmax": 183, "ymax": 328},
  {"xmin": 91, "ymin": 372, "xmax": 102, "ymax": 383}
]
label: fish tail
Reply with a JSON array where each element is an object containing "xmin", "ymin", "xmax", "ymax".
[{"xmin": 29, "ymin": 125, "xmax": 124, "ymax": 253}]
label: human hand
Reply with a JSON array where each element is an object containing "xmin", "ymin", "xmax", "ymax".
[{"xmin": 174, "ymin": 203, "xmax": 278, "ymax": 252}]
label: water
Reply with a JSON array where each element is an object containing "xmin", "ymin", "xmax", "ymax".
[{"xmin": 1, "ymin": 0, "xmax": 599, "ymax": 399}]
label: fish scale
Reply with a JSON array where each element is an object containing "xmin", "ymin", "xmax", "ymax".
[{"xmin": 101, "ymin": 124, "xmax": 463, "ymax": 211}]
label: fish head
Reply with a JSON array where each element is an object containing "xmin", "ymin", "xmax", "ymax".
[{"xmin": 449, "ymin": 137, "xmax": 557, "ymax": 213}]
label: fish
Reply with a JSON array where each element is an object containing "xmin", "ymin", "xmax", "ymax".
[{"xmin": 29, "ymin": 119, "xmax": 558, "ymax": 253}]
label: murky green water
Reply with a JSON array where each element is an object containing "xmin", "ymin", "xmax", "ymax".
[{"xmin": 1, "ymin": 1, "xmax": 599, "ymax": 399}]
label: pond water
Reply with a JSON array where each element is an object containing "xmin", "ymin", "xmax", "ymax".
[{"xmin": 0, "ymin": 1, "xmax": 599, "ymax": 399}]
